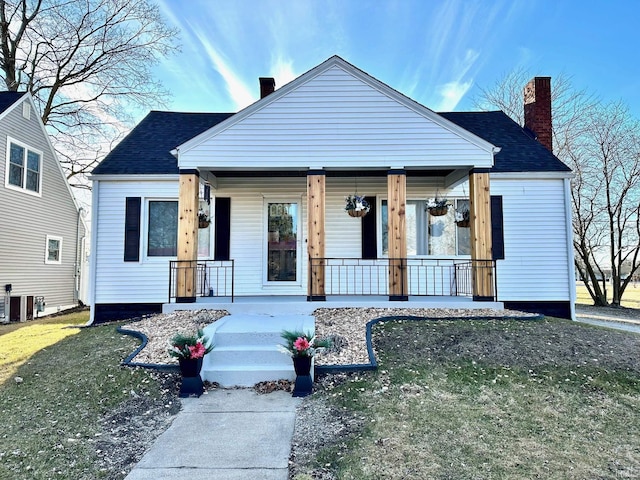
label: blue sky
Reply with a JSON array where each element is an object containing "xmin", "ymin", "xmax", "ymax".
[{"xmin": 154, "ymin": 0, "xmax": 640, "ymax": 118}]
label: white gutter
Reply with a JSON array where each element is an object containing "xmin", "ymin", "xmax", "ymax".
[
  {"xmin": 88, "ymin": 174, "xmax": 179, "ymax": 182},
  {"xmin": 87, "ymin": 180, "xmax": 100, "ymax": 326},
  {"xmin": 491, "ymin": 171, "xmax": 574, "ymax": 180},
  {"xmin": 564, "ymin": 177, "xmax": 577, "ymax": 321}
]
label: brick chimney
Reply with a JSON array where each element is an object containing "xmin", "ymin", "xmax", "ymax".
[
  {"xmin": 524, "ymin": 77, "xmax": 552, "ymax": 153},
  {"xmin": 259, "ymin": 77, "xmax": 275, "ymax": 98}
]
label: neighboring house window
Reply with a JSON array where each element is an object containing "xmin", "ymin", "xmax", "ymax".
[
  {"xmin": 381, "ymin": 199, "xmax": 470, "ymax": 256},
  {"xmin": 5, "ymin": 138, "xmax": 42, "ymax": 195},
  {"xmin": 45, "ymin": 235, "xmax": 62, "ymax": 264},
  {"xmin": 147, "ymin": 200, "xmax": 178, "ymax": 256}
]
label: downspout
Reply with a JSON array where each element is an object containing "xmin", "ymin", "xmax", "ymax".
[
  {"xmin": 87, "ymin": 180, "xmax": 100, "ymax": 325},
  {"xmin": 564, "ymin": 177, "xmax": 576, "ymax": 320}
]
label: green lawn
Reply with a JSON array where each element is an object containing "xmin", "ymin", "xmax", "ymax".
[
  {"xmin": 0, "ymin": 312, "xmax": 177, "ymax": 480},
  {"xmin": 299, "ymin": 317, "xmax": 640, "ymax": 479}
]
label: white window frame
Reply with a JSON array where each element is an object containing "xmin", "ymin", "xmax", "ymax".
[
  {"xmin": 144, "ymin": 198, "xmax": 179, "ymax": 261},
  {"xmin": 5, "ymin": 136, "xmax": 43, "ymax": 197},
  {"xmin": 377, "ymin": 197, "xmax": 471, "ymax": 259},
  {"xmin": 45, "ymin": 235, "xmax": 63, "ymax": 264}
]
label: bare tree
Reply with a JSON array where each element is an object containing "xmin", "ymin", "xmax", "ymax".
[
  {"xmin": 0, "ymin": 0, "xmax": 178, "ymax": 187},
  {"xmin": 474, "ymin": 72, "xmax": 640, "ymax": 307}
]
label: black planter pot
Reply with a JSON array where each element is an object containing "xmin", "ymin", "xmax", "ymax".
[
  {"xmin": 178, "ymin": 357, "xmax": 204, "ymax": 397},
  {"xmin": 292, "ymin": 356, "xmax": 313, "ymax": 397}
]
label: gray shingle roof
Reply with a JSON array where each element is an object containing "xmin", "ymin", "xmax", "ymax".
[
  {"xmin": 0, "ymin": 91, "xmax": 26, "ymax": 114},
  {"xmin": 93, "ymin": 108, "xmax": 570, "ymax": 175},
  {"xmin": 92, "ymin": 111, "xmax": 234, "ymax": 175},
  {"xmin": 440, "ymin": 110, "xmax": 570, "ymax": 173}
]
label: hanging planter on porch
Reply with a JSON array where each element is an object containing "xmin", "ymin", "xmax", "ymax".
[
  {"xmin": 426, "ymin": 196, "xmax": 451, "ymax": 217},
  {"xmin": 455, "ymin": 208, "xmax": 470, "ymax": 228},
  {"xmin": 345, "ymin": 194, "xmax": 370, "ymax": 218},
  {"xmin": 198, "ymin": 209, "xmax": 210, "ymax": 229}
]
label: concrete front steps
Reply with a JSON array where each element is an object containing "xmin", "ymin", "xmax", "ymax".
[{"xmin": 201, "ymin": 313, "xmax": 315, "ymax": 387}]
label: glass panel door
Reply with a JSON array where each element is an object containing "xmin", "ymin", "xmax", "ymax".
[{"xmin": 267, "ymin": 202, "xmax": 298, "ymax": 282}]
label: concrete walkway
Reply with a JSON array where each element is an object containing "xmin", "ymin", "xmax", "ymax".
[
  {"xmin": 575, "ymin": 306, "xmax": 640, "ymax": 334},
  {"xmin": 125, "ymin": 389, "xmax": 300, "ymax": 480}
]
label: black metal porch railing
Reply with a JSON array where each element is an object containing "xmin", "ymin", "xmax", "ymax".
[
  {"xmin": 169, "ymin": 260, "xmax": 234, "ymax": 302},
  {"xmin": 308, "ymin": 257, "xmax": 496, "ymax": 300}
]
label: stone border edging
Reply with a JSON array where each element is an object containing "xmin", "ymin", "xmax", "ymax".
[
  {"xmin": 116, "ymin": 326, "xmax": 180, "ymax": 372},
  {"xmin": 117, "ymin": 314, "xmax": 543, "ymax": 375},
  {"xmin": 315, "ymin": 314, "xmax": 544, "ymax": 375}
]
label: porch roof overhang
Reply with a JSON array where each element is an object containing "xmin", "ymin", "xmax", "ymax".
[{"xmin": 188, "ymin": 166, "xmax": 478, "ymax": 190}]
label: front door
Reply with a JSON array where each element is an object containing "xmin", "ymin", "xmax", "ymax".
[{"xmin": 266, "ymin": 201, "xmax": 299, "ymax": 284}]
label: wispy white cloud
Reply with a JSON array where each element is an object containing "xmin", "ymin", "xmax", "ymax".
[
  {"xmin": 434, "ymin": 48, "xmax": 480, "ymax": 111},
  {"xmin": 155, "ymin": 0, "xmax": 530, "ymax": 113},
  {"xmin": 269, "ymin": 55, "xmax": 297, "ymax": 89},
  {"xmin": 191, "ymin": 27, "xmax": 254, "ymax": 110}
]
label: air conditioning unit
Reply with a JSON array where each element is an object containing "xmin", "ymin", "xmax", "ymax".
[{"xmin": 35, "ymin": 296, "xmax": 45, "ymax": 313}]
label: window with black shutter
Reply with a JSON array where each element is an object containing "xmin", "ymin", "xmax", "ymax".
[
  {"xmin": 124, "ymin": 197, "xmax": 141, "ymax": 261},
  {"xmin": 491, "ymin": 196, "xmax": 505, "ymax": 260},
  {"xmin": 361, "ymin": 196, "xmax": 377, "ymax": 259},
  {"xmin": 214, "ymin": 197, "xmax": 231, "ymax": 261}
]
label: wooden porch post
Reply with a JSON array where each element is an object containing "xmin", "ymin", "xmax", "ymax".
[
  {"xmin": 307, "ymin": 171, "xmax": 326, "ymax": 300},
  {"xmin": 469, "ymin": 169, "xmax": 494, "ymax": 300},
  {"xmin": 387, "ymin": 169, "xmax": 408, "ymax": 300},
  {"xmin": 176, "ymin": 169, "xmax": 199, "ymax": 302}
]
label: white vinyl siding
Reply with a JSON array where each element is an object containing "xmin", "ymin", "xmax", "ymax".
[
  {"xmin": 492, "ymin": 177, "xmax": 571, "ymax": 301},
  {"xmin": 178, "ymin": 65, "xmax": 493, "ymax": 170},
  {"xmin": 93, "ymin": 180, "xmax": 178, "ymax": 304},
  {"xmin": 94, "ymin": 175, "xmax": 572, "ymax": 303}
]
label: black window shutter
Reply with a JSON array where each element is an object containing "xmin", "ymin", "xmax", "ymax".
[
  {"xmin": 124, "ymin": 197, "xmax": 141, "ymax": 262},
  {"xmin": 491, "ymin": 195, "xmax": 505, "ymax": 260},
  {"xmin": 361, "ymin": 196, "xmax": 377, "ymax": 259},
  {"xmin": 214, "ymin": 197, "xmax": 231, "ymax": 261}
]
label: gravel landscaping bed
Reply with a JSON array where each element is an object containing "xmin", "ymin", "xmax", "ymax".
[
  {"xmin": 122, "ymin": 309, "xmax": 228, "ymax": 365},
  {"xmin": 123, "ymin": 307, "xmax": 537, "ymax": 366}
]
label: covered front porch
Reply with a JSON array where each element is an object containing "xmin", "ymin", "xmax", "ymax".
[{"xmin": 170, "ymin": 168, "xmax": 497, "ymax": 306}]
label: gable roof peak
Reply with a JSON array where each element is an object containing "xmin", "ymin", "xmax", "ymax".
[{"xmin": 175, "ymin": 55, "xmax": 497, "ymax": 155}]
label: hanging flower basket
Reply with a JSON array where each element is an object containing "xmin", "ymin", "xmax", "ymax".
[
  {"xmin": 347, "ymin": 209, "xmax": 367, "ymax": 218},
  {"xmin": 344, "ymin": 194, "xmax": 370, "ymax": 218},
  {"xmin": 428, "ymin": 206, "xmax": 449, "ymax": 217},
  {"xmin": 426, "ymin": 196, "xmax": 451, "ymax": 217},
  {"xmin": 455, "ymin": 208, "xmax": 470, "ymax": 227},
  {"xmin": 198, "ymin": 209, "xmax": 210, "ymax": 229}
]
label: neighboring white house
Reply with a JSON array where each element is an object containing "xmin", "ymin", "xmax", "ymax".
[
  {"xmin": 0, "ymin": 92, "xmax": 87, "ymax": 321},
  {"xmin": 88, "ymin": 56, "xmax": 575, "ymax": 324}
]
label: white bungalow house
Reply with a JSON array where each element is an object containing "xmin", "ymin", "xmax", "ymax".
[
  {"xmin": 88, "ymin": 56, "xmax": 575, "ymax": 324},
  {"xmin": 0, "ymin": 92, "xmax": 87, "ymax": 321}
]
